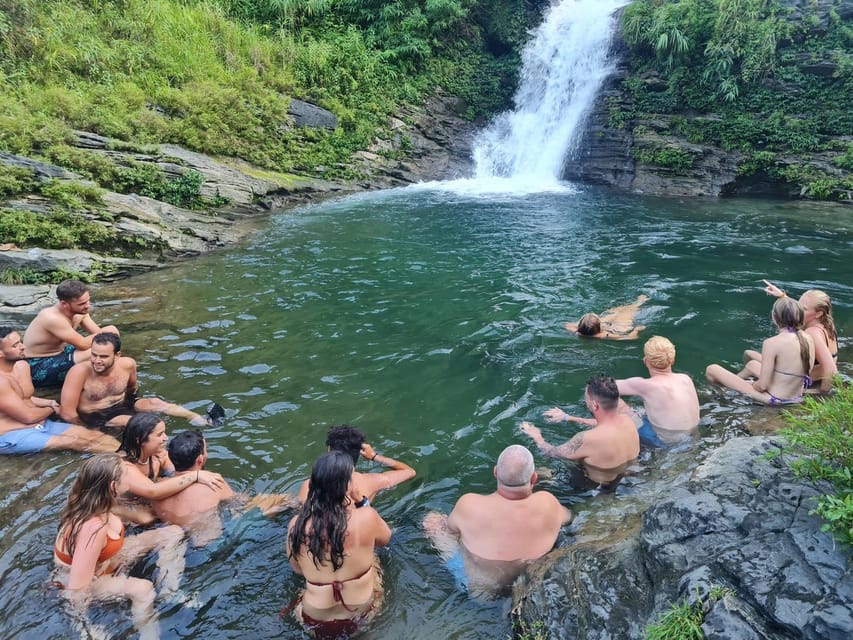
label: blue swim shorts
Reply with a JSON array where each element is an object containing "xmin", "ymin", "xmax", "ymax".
[
  {"xmin": 637, "ymin": 414, "xmax": 667, "ymax": 448},
  {"xmin": 27, "ymin": 344, "xmax": 76, "ymax": 387},
  {"xmin": 446, "ymin": 548, "xmax": 469, "ymax": 592},
  {"xmin": 0, "ymin": 419, "xmax": 73, "ymax": 454}
]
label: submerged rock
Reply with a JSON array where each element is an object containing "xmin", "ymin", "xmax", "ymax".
[{"xmin": 514, "ymin": 436, "xmax": 852, "ymax": 639}]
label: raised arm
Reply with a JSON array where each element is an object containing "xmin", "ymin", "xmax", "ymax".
[
  {"xmin": 616, "ymin": 376, "xmax": 649, "ymax": 398},
  {"xmin": 359, "ymin": 443, "xmax": 416, "ymax": 499}
]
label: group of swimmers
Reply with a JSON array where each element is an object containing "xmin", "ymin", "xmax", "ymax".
[{"xmin": 0, "ymin": 278, "xmax": 842, "ymax": 638}]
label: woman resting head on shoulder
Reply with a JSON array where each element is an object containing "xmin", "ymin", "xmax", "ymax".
[
  {"xmin": 53, "ymin": 453, "xmax": 160, "ymax": 639},
  {"xmin": 115, "ymin": 412, "xmax": 225, "ymax": 526},
  {"xmin": 287, "ymin": 451, "xmax": 392, "ymax": 637}
]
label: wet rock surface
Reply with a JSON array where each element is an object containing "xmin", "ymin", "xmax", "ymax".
[{"xmin": 514, "ymin": 436, "xmax": 852, "ymax": 640}]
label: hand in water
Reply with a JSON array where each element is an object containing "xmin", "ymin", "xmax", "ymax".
[
  {"xmin": 543, "ymin": 408, "xmax": 566, "ymax": 423},
  {"xmin": 520, "ymin": 421, "xmax": 540, "ymax": 439}
]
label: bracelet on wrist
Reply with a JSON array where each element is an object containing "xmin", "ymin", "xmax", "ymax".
[{"xmin": 371, "ymin": 453, "xmax": 378, "ymax": 461}]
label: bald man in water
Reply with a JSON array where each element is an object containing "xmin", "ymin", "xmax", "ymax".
[{"xmin": 423, "ymin": 444, "xmax": 571, "ymax": 596}]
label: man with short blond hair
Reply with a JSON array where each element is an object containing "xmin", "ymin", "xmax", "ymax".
[{"xmin": 543, "ymin": 338, "xmax": 700, "ymax": 446}]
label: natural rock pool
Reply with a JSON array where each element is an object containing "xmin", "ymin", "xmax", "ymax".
[{"xmin": 2, "ymin": 184, "xmax": 850, "ymax": 638}]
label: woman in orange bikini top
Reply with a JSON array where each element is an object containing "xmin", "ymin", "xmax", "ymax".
[{"xmin": 52, "ymin": 454, "xmax": 161, "ymax": 639}]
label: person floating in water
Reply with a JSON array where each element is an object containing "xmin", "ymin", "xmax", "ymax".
[
  {"xmin": 422, "ymin": 444, "xmax": 571, "ymax": 599},
  {"xmin": 522, "ymin": 375, "xmax": 639, "ymax": 488},
  {"xmin": 706, "ymin": 296, "xmax": 815, "ymax": 406},
  {"xmin": 742, "ymin": 280, "xmax": 839, "ymax": 394},
  {"xmin": 565, "ymin": 294, "xmax": 648, "ymax": 340}
]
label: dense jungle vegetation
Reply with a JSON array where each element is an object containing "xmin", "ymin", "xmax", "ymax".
[
  {"xmin": 0, "ymin": 0, "xmax": 851, "ymax": 277},
  {"xmin": 619, "ymin": 0, "xmax": 853, "ymax": 199}
]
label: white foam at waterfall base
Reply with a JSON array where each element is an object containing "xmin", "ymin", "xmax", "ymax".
[{"xmin": 465, "ymin": 0, "xmax": 629, "ymax": 189}]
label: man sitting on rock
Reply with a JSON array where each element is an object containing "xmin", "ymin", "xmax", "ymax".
[
  {"xmin": 522, "ymin": 375, "xmax": 639, "ymax": 488},
  {"xmin": 0, "ymin": 326, "xmax": 118, "ymax": 454},
  {"xmin": 22, "ymin": 279, "xmax": 120, "ymax": 387},
  {"xmin": 59, "ymin": 332, "xmax": 223, "ymax": 431},
  {"xmin": 423, "ymin": 444, "xmax": 572, "ymax": 598}
]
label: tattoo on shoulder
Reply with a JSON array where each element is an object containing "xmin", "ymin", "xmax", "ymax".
[{"xmin": 566, "ymin": 433, "xmax": 584, "ymax": 455}]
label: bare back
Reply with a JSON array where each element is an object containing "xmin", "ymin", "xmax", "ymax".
[
  {"xmin": 618, "ymin": 373, "xmax": 700, "ymax": 431},
  {"xmin": 757, "ymin": 331, "xmax": 815, "ymax": 401},
  {"xmin": 561, "ymin": 415, "xmax": 639, "ymax": 483},
  {"xmin": 153, "ymin": 478, "xmax": 235, "ymax": 528},
  {"xmin": 288, "ymin": 506, "xmax": 391, "ymax": 619},
  {"xmin": 447, "ymin": 491, "xmax": 566, "ymax": 561},
  {"xmin": 23, "ymin": 306, "xmax": 84, "ymax": 357}
]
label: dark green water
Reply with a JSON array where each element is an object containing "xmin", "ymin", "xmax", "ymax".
[{"xmin": 1, "ymin": 185, "xmax": 850, "ymax": 639}]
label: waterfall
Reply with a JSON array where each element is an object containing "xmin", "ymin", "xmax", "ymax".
[{"xmin": 472, "ymin": 0, "xmax": 629, "ymax": 185}]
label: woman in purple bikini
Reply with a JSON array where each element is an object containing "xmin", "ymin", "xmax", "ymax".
[{"xmin": 705, "ymin": 296, "xmax": 815, "ymax": 405}]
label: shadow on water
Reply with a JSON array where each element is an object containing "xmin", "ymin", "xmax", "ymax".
[{"xmin": 1, "ymin": 186, "xmax": 851, "ymax": 638}]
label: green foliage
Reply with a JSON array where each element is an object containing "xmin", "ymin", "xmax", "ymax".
[
  {"xmin": 633, "ymin": 147, "xmax": 695, "ymax": 171},
  {"xmin": 646, "ymin": 598, "xmax": 704, "ymax": 640},
  {"xmin": 737, "ymin": 150, "xmax": 776, "ymax": 176},
  {"xmin": 646, "ymin": 586, "xmax": 732, "ymax": 640},
  {"xmin": 781, "ymin": 382, "xmax": 853, "ymax": 545},
  {"xmin": 510, "ymin": 619, "xmax": 548, "ymax": 640},
  {"xmin": 0, "ymin": 207, "xmax": 151, "ymax": 255},
  {"xmin": 39, "ymin": 180, "xmax": 104, "ymax": 209},
  {"xmin": 0, "ymin": 166, "xmax": 39, "ymax": 197},
  {"xmin": 0, "ymin": 267, "xmax": 89, "ymax": 285}
]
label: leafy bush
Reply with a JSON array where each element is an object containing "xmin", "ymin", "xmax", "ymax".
[{"xmin": 781, "ymin": 382, "xmax": 853, "ymax": 545}]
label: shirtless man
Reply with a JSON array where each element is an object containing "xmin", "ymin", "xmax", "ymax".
[
  {"xmin": 22, "ymin": 279, "xmax": 119, "ymax": 387},
  {"xmin": 565, "ymin": 294, "xmax": 648, "ymax": 341},
  {"xmin": 0, "ymin": 327, "xmax": 118, "ymax": 454},
  {"xmin": 521, "ymin": 375, "xmax": 639, "ymax": 486},
  {"xmin": 151, "ymin": 430, "xmax": 296, "ymax": 545},
  {"xmin": 60, "ymin": 332, "xmax": 218, "ymax": 430},
  {"xmin": 297, "ymin": 424, "xmax": 416, "ymax": 505},
  {"xmin": 423, "ymin": 445, "xmax": 571, "ymax": 597},
  {"xmin": 545, "ymin": 337, "xmax": 700, "ymax": 446}
]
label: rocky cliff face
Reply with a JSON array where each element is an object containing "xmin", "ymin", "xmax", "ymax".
[
  {"xmin": 513, "ymin": 436, "xmax": 852, "ymax": 640},
  {"xmin": 564, "ymin": 1, "xmax": 853, "ymax": 200}
]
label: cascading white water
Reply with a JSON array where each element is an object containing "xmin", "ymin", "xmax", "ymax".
[{"xmin": 472, "ymin": 0, "xmax": 629, "ymax": 185}]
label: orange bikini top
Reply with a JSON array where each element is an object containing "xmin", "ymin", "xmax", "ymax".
[{"xmin": 54, "ymin": 522, "xmax": 125, "ymax": 566}]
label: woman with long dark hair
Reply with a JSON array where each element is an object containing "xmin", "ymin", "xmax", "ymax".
[
  {"xmin": 287, "ymin": 451, "xmax": 392, "ymax": 636},
  {"xmin": 114, "ymin": 413, "xmax": 224, "ymax": 525},
  {"xmin": 706, "ymin": 296, "xmax": 815, "ymax": 405}
]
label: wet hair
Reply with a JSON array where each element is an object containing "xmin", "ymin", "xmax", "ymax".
[
  {"xmin": 802, "ymin": 289, "xmax": 836, "ymax": 343},
  {"xmin": 772, "ymin": 297, "xmax": 811, "ymax": 377},
  {"xmin": 59, "ymin": 453, "xmax": 123, "ymax": 558},
  {"xmin": 168, "ymin": 430, "xmax": 205, "ymax": 472},
  {"xmin": 586, "ymin": 374, "xmax": 619, "ymax": 411},
  {"xmin": 0, "ymin": 326, "xmax": 15, "ymax": 341},
  {"xmin": 644, "ymin": 336, "xmax": 676, "ymax": 369},
  {"xmin": 117, "ymin": 412, "xmax": 163, "ymax": 463},
  {"xmin": 92, "ymin": 332, "xmax": 121, "ymax": 353},
  {"xmin": 496, "ymin": 444, "xmax": 534, "ymax": 487},
  {"xmin": 577, "ymin": 313, "xmax": 601, "ymax": 336},
  {"xmin": 288, "ymin": 451, "xmax": 354, "ymax": 571},
  {"xmin": 326, "ymin": 424, "xmax": 365, "ymax": 466},
  {"xmin": 56, "ymin": 279, "xmax": 89, "ymax": 302}
]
